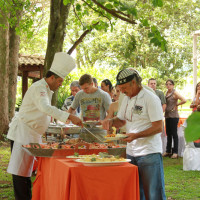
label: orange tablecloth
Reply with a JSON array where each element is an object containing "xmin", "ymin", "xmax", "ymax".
[{"xmin": 32, "ymin": 158, "xmax": 139, "ymax": 200}]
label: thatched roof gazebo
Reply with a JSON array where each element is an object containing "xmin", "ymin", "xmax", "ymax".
[{"xmin": 18, "ymin": 54, "xmax": 44, "ymax": 98}]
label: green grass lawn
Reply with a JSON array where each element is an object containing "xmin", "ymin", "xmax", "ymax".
[
  {"xmin": 163, "ymin": 157, "xmax": 200, "ymax": 200},
  {"xmin": 0, "ymin": 141, "xmax": 200, "ymax": 200},
  {"xmin": 0, "ymin": 142, "xmax": 14, "ymax": 200}
]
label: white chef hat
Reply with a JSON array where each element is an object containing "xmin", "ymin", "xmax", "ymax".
[{"xmin": 50, "ymin": 52, "xmax": 76, "ymax": 79}]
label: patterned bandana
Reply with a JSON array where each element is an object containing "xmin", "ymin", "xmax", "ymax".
[{"xmin": 116, "ymin": 69, "xmax": 135, "ymax": 85}]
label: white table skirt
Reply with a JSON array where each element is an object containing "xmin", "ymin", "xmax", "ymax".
[{"xmin": 161, "ymin": 126, "xmax": 185, "ymax": 157}]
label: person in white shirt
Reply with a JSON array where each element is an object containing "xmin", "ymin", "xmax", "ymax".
[
  {"xmin": 7, "ymin": 52, "xmax": 82, "ymax": 200},
  {"xmin": 101, "ymin": 69, "xmax": 166, "ymax": 200}
]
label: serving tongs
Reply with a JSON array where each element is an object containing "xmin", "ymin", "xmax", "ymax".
[{"xmin": 83, "ymin": 126, "xmax": 107, "ymax": 143}]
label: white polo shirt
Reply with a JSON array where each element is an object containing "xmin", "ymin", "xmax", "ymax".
[{"xmin": 117, "ymin": 88, "xmax": 163, "ymax": 156}]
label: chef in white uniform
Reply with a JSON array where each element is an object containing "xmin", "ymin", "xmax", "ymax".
[{"xmin": 7, "ymin": 52, "xmax": 82, "ymax": 200}]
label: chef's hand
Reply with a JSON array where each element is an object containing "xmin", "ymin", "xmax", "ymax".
[
  {"xmin": 100, "ymin": 119, "xmax": 113, "ymax": 131},
  {"xmin": 68, "ymin": 114, "xmax": 83, "ymax": 127},
  {"xmin": 123, "ymin": 133, "xmax": 137, "ymax": 143}
]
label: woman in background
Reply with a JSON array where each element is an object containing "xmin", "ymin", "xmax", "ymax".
[
  {"xmin": 101, "ymin": 79, "xmax": 113, "ymax": 98},
  {"xmin": 105, "ymin": 85, "xmax": 121, "ymax": 134},
  {"xmin": 190, "ymin": 82, "xmax": 200, "ymax": 112},
  {"xmin": 106, "ymin": 85, "xmax": 120, "ymax": 119},
  {"xmin": 163, "ymin": 79, "xmax": 187, "ymax": 159}
]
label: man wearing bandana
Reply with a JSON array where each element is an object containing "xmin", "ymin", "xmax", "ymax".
[{"xmin": 101, "ymin": 69, "xmax": 166, "ymax": 200}]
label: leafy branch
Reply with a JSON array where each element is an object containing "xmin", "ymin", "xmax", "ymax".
[
  {"xmin": 81, "ymin": 0, "xmax": 111, "ymax": 22},
  {"xmin": 67, "ymin": 22, "xmax": 99, "ymax": 55},
  {"xmin": 73, "ymin": 4, "xmax": 84, "ymax": 28},
  {"xmin": 91, "ymin": 0, "xmax": 137, "ymax": 24}
]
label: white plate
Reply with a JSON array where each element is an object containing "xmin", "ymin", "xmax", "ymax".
[
  {"xmin": 104, "ymin": 134, "xmax": 128, "ymax": 141},
  {"xmin": 75, "ymin": 159, "xmax": 131, "ymax": 166},
  {"xmin": 66, "ymin": 155, "xmax": 99, "ymax": 159}
]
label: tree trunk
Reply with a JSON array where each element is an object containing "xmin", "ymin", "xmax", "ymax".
[
  {"xmin": 0, "ymin": 10, "xmax": 9, "ymax": 139},
  {"xmin": 44, "ymin": 0, "xmax": 71, "ymax": 74},
  {"xmin": 44, "ymin": 0, "xmax": 71, "ymax": 106},
  {"xmin": 8, "ymin": 10, "xmax": 23, "ymax": 121}
]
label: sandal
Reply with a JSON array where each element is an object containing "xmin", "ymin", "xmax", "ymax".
[
  {"xmin": 162, "ymin": 152, "xmax": 171, "ymax": 157},
  {"xmin": 171, "ymin": 153, "xmax": 178, "ymax": 159}
]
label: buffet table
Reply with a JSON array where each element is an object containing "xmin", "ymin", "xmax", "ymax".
[{"xmin": 32, "ymin": 158, "xmax": 139, "ymax": 200}]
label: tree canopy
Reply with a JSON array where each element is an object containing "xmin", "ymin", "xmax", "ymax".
[
  {"xmin": 0, "ymin": 0, "xmax": 200, "ymax": 137},
  {"xmin": 18, "ymin": 0, "xmax": 199, "ymax": 89}
]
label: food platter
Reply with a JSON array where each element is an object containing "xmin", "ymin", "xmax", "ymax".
[
  {"xmin": 75, "ymin": 159, "xmax": 131, "ymax": 167},
  {"xmin": 104, "ymin": 134, "xmax": 128, "ymax": 141}
]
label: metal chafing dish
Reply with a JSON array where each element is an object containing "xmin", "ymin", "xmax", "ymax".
[
  {"xmin": 47, "ymin": 123, "xmax": 81, "ymax": 135},
  {"xmin": 40, "ymin": 122, "xmax": 126, "ymax": 158},
  {"xmin": 45, "ymin": 123, "xmax": 81, "ymax": 141},
  {"xmin": 45, "ymin": 122, "xmax": 107, "ymax": 143},
  {"xmin": 22, "ymin": 142, "xmax": 126, "ymax": 158}
]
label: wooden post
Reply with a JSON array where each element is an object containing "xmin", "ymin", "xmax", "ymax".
[
  {"xmin": 22, "ymin": 71, "xmax": 28, "ymax": 98},
  {"xmin": 40, "ymin": 65, "xmax": 43, "ymax": 79}
]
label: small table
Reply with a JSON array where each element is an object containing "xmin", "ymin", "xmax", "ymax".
[{"xmin": 32, "ymin": 158, "xmax": 139, "ymax": 200}]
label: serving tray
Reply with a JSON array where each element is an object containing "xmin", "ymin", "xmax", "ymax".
[{"xmin": 22, "ymin": 143, "xmax": 126, "ymax": 158}]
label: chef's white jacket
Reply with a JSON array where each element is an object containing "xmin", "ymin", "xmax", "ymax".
[{"xmin": 7, "ymin": 78, "xmax": 70, "ymax": 177}]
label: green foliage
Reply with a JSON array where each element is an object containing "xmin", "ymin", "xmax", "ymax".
[
  {"xmin": 152, "ymin": 0, "xmax": 163, "ymax": 7},
  {"xmin": 18, "ymin": 2, "xmax": 45, "ymax": 39},
  {"xmin": 62, "ymin": 0, "xmax": 198, "ymax": 88},
  {"xmin": 63, "ymin": 0, "xmax": 74, "ymax": 5},
  {"xmin": 65, "ymin": 0, "xmax": 166, "ymax": 51},
  {"xmin": 0, "ymin": 0, "xmax": 40, "ymax": 34},
  {"xmin": 15, "ymin": 78, "xmax": 33, "ymax": 110},
  {"xmin": 185, "ymin": 112, "xmax": 200, "ymax": 142},
  {"xmin": 15, "ymin": 99, "xmax": 22, "ymax": 111},
  {"xmin": 148, "ymin": 25, "xmax": 167, "ymax": 51},
  {"xmin": 57, "ymin": 91, "xmax": 69, "ymax": 109},
  {"xmin": 17, "ymin": 0, "xmax": 199, "ymax": 89}
]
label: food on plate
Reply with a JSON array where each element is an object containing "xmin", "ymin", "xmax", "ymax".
[
  {"xmin": 78, "ymin": 156, "xmax": 127, "ymax": 163},
  {"xmin": 105, "ymin": 127, "xmax": 117, "ymax": 137},
  {"xmin": 105, "ymin": 133, "xmax": 116, "ymax": 138},
  {"xmin": 104, "ymin": 133, "xmax": 127, "ymax": 139},
  {"xmin": 66, "ymin": 153, "xmax": 99, "ymax": 159},
  {"xmin": 74, "ymin": 152, "xmax": 125, "ymax": 163}
]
